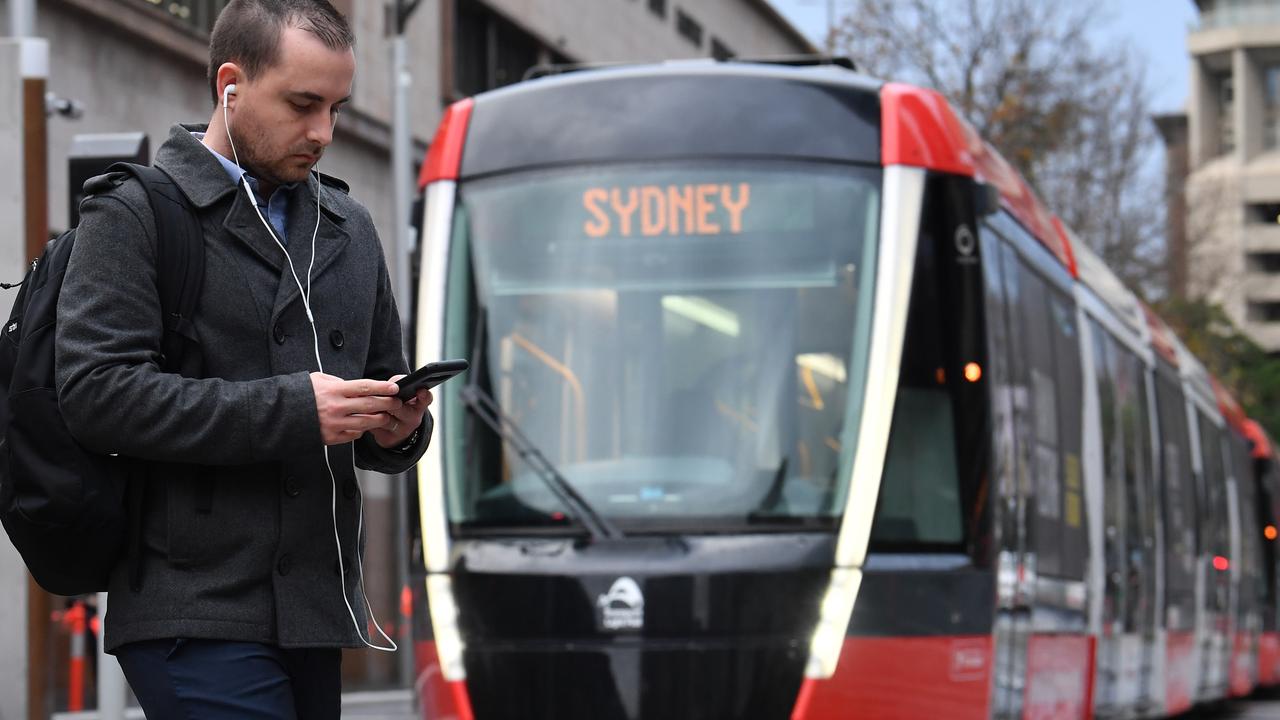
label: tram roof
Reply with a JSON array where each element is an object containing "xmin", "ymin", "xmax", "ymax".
[
  {"xmin": 1245, "ymin": 419, "xmax": 1276, "ymax": 461},
  {"xmin": 1212, "ymin": 378, "xmax": 1250, "ymax": 438},
  {"xmin": 437, "ymin": 61, "xmax": 1080, "ymax": 278},
  {"xmin": 1061, "ymin": 229, "xmax": 1145, "ymax": 338},
  {"xmin": 452, "ymin": 61, "xmax": 885, "ymax": 181},
  {"xmin": 879, "ymin": 82, "xmax": 1076, "ymax": 276}
]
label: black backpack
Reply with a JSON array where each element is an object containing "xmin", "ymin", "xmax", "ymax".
[{"xmin": 0, "ymin": 163, "xmax": 204, "ymax": 596}]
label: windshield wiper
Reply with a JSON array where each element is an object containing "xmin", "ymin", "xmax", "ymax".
[
  {"xmin": 459, "ymin": 301, "xmax": 622, "ymax": 542},
  {"xmin": 458, "ymin": 383, "xmax": 623, "ymax": 542}
]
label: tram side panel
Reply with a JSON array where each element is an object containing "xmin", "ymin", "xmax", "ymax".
[{"xmin": 798, "ymin": 173, "xmax": 999, "ymax": 719}]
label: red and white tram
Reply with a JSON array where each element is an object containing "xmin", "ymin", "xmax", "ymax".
[{"xmin": 406, "ymin": 59, "xmax": 1280, "ymax": 719}]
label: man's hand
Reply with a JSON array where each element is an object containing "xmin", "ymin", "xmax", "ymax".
[
  {"xmin": 310, "ymin": 372, "xmax": 402, "ymax": 446},
  {"xmin": 369, "ymin": 373, "xmax": 434, "ymax": 449}
]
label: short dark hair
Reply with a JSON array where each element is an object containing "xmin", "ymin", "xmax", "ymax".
[{"xmin": 207, "ymin": 0, "xmax": 355, "ymax": 104}]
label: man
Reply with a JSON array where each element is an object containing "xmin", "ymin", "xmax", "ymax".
[{"xmin": 55, "ymin": 1, "xmax": 429, "ymax": 716}]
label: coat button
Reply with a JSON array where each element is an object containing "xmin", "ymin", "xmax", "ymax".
[
  {"xmin": 273, "ymin": 323, "xmax": 286, "ymax": 345},
  {"xmin": 284, "ymin": 476, "xmax": 301, "ymax": 497},
  {"xmin": 277, "ymin": 554, "xmax": 292, "ymax": 576},
  {"xmin": 343, "ymin": 480, "xmax": 358, "ymax": 500},
  {"xmin": 330, "ymin": 330, "xmax": 344, "ymax": 349}
]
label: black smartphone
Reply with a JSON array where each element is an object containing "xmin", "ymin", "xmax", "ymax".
[{"xmin": 396, "ymin": 359, "xmax": 469, "ymax": 399}]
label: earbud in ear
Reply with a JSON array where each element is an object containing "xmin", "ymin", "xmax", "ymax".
[{"xmin": 222, "ymin": 83, "xmax": 237, "ymax": 109}]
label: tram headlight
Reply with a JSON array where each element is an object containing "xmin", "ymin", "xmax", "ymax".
[
  {"xmin": 426, "ymin": 573, "xmax": 467, "ymax": 681},
  {"xmin": 805, "ymin": 567, "xmax": 862, "ymax": 679}
]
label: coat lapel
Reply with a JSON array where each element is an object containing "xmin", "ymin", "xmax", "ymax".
[
  {"xmin": 222, "ymin": 189, "xmax": 286, "ymax": 274},
  {"xmin": 269, "ymin": 180, "xmax": 350, "ymax": 325}
]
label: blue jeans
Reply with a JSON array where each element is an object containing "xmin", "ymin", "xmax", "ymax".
[{"xmin": 115, "ymin": 638, "xmax": 341, "ymax": 719}]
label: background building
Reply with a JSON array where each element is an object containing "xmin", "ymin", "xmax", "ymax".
[
  {"xmin": 1167, "ymin": 0, "xmax": 1280, "ymax": 351},
  {"xmin": 0, "ymin": 0, "xmax": 813, "ymax": 715}
]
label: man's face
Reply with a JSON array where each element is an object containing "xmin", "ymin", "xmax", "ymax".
[{"xmin": 231, "ymin": 26, "xmax": 354, "ymax": 189}]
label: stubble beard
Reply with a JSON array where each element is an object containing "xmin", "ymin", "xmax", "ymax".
[{"xmin": 231, "ymin": 120, "xmax": 318, "ymax": 190}]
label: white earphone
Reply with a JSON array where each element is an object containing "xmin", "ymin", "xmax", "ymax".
[{"xmin": 221, "ymin": 83, "xmax": 396, "ymax": 653}]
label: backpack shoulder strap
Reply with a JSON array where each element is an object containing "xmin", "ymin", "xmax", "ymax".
[
  {"xmin": 107, "ymin": 163, "xmax": 204, "ymax": 371},
  {"xmin": 99, "ymin": 164, "xmax": 206, "ymax": 592}
]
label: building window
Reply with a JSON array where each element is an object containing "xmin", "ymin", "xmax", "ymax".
[
  {"xmin": 1217, "ymin": 72, "xmax": 1235, "ymax": 156},
  {"xmin": 1248, "ymin": 302, "xmax": 1280, "ymax": 323},
  {"xmin": 134, "ymin": 0, "xmax": 231, "ymax": 35},
  {"xmin": 455, "ymin": 1, "xmax": 567, "ymax": 97},
  {"xmin": 1248, "ymin": 202, "xmax": 1280, "ymax": 224},
  {"xmin": 676, "ymin": 9, "xmax": 703, "ymax": 47},
  {"xmin": 1266, "ymin": 66, "xmax": 1280, "ymax": 150},
  {"xmin": 711, "ymin": 37, "xmax": 734, "ymax": 61},
  {"xmin": 134, "ymin": 0, "xmax": 353, "ymax": 35},
  {"xmin": 1249, "ymin": 253, "xmax": 1280, "ymax": 274},
  {"xmin": 648, "ymin": 0, "xmax": 666, "ymax": 19}
]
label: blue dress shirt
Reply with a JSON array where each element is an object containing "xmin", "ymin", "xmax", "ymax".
[{"xmin": 192, "ymin": 131, "xmax": 293, "ymax": 244}]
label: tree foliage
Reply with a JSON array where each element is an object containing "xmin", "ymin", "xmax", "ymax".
[
  {"xmin": 1156, "ymin": 298, "xmax": 1280, "ymax": 441},
  {"xmin": 832, "ymin": 0, "xmax": 1164, "ymax": 295}
]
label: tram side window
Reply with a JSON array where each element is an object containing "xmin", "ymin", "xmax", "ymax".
[
  {"xmin": 871, "ymin": 199, "xmax": 963, "ymax": 548},
  {"xmin": 1199, "ymin": 416, "xmax": 1231, "ymax": 614},
  {"xmin": 1120, "ymin": 343, "xmax": 1155, "ymax": 629},
  {"xmin": 1156, "ymin": 372, "xmax": 1197, "ymax": 624},
  {"xmin": 1091, "ymin": 321, "xmax": 1125, "ymax": 618},
  {"xmin": 1048, "ymin": 292, "xmax": 1085, "ymax": 579},
  {"xmin": 1090, "ymin": 320, "xmax": 1157, "ymax": 630},
  {"xmin": 1231, "ymin": 432, "xmax": 1264, "ymax": 617},
  {"xmin": 1197, "ymin": 414, "xmax": 1230, "ymax": 563},
  {"xmin": 996, "ymin": 254, "xmax": 1085, "ymax": 580}
]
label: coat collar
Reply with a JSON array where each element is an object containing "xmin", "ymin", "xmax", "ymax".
[
  {"xmin": 157, "ymin": 124, "xmax": 352, "ymax": 319},
  {"xmin": 156, "ymin": 123, "xmax": 347, "ymax": 222}
]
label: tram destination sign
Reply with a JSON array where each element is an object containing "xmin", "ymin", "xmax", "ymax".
[
  {"xmin": 582, "ymin": 183, "xmax": 751, "ymax": 239},
  {"xmin": 462, "ymin": 164, "xmax": 879, "ymax": 295}
]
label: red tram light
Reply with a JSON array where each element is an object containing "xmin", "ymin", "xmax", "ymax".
[{"xmin": 1213, "ymin": 556, "xmax": 1230, "ymax": 572}]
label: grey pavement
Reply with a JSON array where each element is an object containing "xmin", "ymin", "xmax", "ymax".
[{"xmin": 1203, "ymin": 692, "xmax": 1280, "ymax": 719}]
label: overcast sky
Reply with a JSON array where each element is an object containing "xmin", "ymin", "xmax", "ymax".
[{"xmin": 769, "ymin": 0, "xmax": 1197, "ymax": 114}]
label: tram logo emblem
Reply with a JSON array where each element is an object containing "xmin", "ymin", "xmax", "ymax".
[
  {"xmin": 597, "ymin": 577, "xmax": 645, "ymax": 631},
  {"xmin": 954, "ymin": 224, "xmax": 977, "ymax": 261}
]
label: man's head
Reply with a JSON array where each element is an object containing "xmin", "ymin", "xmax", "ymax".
[{"xmin": 207, "ymin": 0, "xmax": 355, "ymax": 191}]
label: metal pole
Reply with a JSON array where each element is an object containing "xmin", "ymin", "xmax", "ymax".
[
  {"xmin": 9, "ymin": 0, "xmax": 34, "ymax": 37},
  {"xmin": 96, "ymin": 592, "xmax": 127, "ymax": 720},
  {"xmin": 392, "ymin": 43, "xmax": 413, "ymax": 319},
  {"xmin": 390, "ymin": 24, "xmax": 417, "ymax": 690}
]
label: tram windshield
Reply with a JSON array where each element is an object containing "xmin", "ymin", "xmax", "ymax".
[{"xmin": 440, "ymin": 161, "xmax": 881, "ymax": 532}]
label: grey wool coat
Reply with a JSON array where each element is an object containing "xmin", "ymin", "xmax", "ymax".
[{"xmin": 55, "ymin": 124, "xmax": 430, "ymax": 652}]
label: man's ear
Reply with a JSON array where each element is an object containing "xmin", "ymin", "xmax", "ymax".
[{"xmin": 216, "ymin": 62, "xmax": 243, "ymax": 104}]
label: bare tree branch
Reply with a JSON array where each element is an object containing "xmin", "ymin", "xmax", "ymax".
[{"xmin": 833, "ymin": 0, "xmax": 1165, "ymax": 297}]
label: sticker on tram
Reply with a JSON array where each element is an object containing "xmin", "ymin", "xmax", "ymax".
[{"xmin": 582, "ymin": 183, "xmax": 751, "ymax": 238}]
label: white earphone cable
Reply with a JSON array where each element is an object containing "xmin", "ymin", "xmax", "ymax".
[{"xmin": 224, "ymin": 93, "xmax": 396, "ymax": 653}]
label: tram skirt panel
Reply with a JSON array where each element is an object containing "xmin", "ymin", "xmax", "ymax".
[{"xmin": 798, "ymin": 636, "xmax": 993, "ymax": 720}]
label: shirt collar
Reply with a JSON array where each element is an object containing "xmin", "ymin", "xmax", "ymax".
[{"xmin": 190, "ymin": 130, "xmax": 297, "ymax": 199}]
